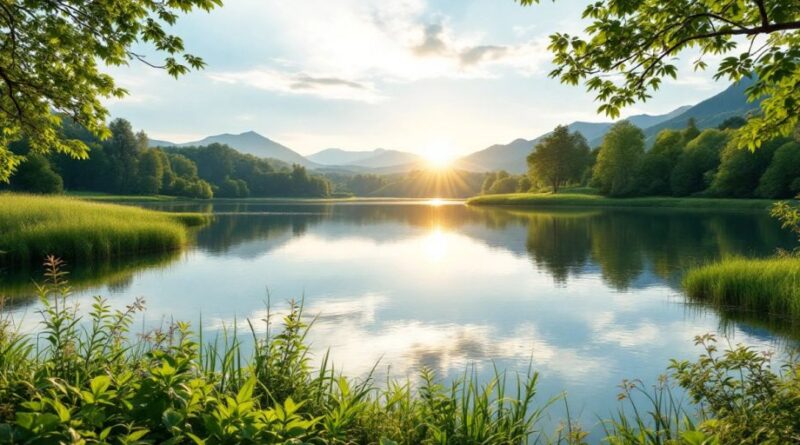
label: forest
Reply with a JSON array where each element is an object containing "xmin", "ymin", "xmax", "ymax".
[
  {"xmin": 481, "ymin": 117, "xmax": 800, "ymax": 199},
  {"xmin": 2, "ymin": 118, "xmax": 332, "ymax": 199}
]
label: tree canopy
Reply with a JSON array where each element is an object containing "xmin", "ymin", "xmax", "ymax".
[
  {"xmin": 519, "ymin": 0, "xmax": 800, "ymax": 149},
  {"xmin": 527, "ymin": 125, "xmax": 591, "ymax": 193},
  {"xmin": 0, "ymin": 0, "xmax": 221, "ymax": 182},
  {"xmin": 592, "ymin": 121, "xmax": 645, "ymax": 196}
]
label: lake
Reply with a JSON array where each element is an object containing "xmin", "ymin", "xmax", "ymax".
[{"xmin": 3, "ymin": 199, "xmax": 797, "ymax": 432}]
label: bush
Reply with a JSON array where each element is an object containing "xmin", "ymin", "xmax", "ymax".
[
  {"xmin": 757, "ymin": 142, "xmax": 800, "ymax": 198},
  {"xmin": 671, "ymin": 129, "xmax": 728, "ymax": 196},
  {"xmin": 8, "ymin": 154, "xmax": 63, "ymax": 194}
]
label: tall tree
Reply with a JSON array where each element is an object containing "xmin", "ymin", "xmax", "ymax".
[
  {"xmin": 0, "ymin": 0, "xmax": 221, "ymax": 181},
  {"xmin": 519, "ymin": 0, "xmax": 800, "ymax": 149},
  {"xmin": 592, "ymin": 121, "xmax": 645, "ymax": 197},
  {"xmin": 527, "ymin": 125, "xmax": 591, "ymax": 193},
  {"xmin": 103, "ymin": 119, "xmax": 142, "ymax": 193}
]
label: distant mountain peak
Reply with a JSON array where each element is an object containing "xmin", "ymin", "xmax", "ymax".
[{"xmin": 457, "ymin": 85, "xmax": 753, "ymax": 174}]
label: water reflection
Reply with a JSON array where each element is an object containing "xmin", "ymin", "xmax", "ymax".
[
  {"xmin": 0, "ymin": 251, "xmax": 181, "ymax": 304},
  {"xmin": 3, "ymin": 200, "xmax": 795, "ymax": 432}
]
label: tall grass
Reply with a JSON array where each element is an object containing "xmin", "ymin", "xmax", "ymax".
[
  {"xmin": 683, "ymin": 256, "xmax": 800, "ymax": 319},
  {"xmin": 0, "ymin": 194, "xmax": 210, "ymax": 265},
  {"xmin": 2, "ymin": 259, "xmax": 799, "ymax": 443},
  {"xmin": 467, "ymin": 193, "xmax": 774, "ymax": 210},
  {"xmin": 0, "ymin": 258, "xmax": 562, "ymax": 444}
]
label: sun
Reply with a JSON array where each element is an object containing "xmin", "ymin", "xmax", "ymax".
[
  {"xmin": 421, "ymin": 140, "xmax": 457, "ymax": 170},
  {"xmin": 424, "ymin": 151, "xmax": 454, "ymax": 170}
]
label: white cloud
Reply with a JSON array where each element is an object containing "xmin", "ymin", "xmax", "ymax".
[
  {"xmin": 209, "ymin": 0, "xmax": 551, "ymax": 102},
  {"xmin": 209, "ymin": 69, "xmax": 386, "ymax": 103}
]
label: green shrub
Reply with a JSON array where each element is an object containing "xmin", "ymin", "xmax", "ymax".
[{"xmin": 2, "ymin": 259, "xmax": 800, "ymax": 444}]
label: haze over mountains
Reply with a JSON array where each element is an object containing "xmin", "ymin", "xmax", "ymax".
[
  {"xmin": 308, "ymin": 148, "xmax": 421, "ymax": 169},
  {"xmin": 149, "ymin": 80, "xmax": 758, "ymax": 175}
]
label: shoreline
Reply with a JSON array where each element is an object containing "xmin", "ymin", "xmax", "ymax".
[{"xmin": 466, "ymin": 192, "xmax": 780, "ymax": 210}]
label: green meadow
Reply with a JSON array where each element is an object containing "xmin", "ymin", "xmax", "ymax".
[{"xmin": 0, "ymin": 194, "xmax": 209, "ymax": 266}]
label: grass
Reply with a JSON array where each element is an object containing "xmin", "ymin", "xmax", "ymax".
[
  {"xmin": 1, "ymin": 259, "xmax": 798, "ymax": 444},
  {"xmin": 66, "ymin": 191, "xmax": 183, "ymax": 202},
  {"xmin": 467, "ymin": 192, "xmax": 776, "ymax": 210},
  {"xmin": 0, "ymin": 194, "xmax": 211, "ymax": 265},
  {"xmin": 683, "ymin": 256, "xmax": 800, "ymax": 320}
]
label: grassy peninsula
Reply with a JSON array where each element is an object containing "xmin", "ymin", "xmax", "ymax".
[
  {"xmin": 0, "ymin": 194, "xmax": 209, "ymax": 265},
  {"xmin": 467, "ymin": 192, "xmax": 775, "ymax": 210},
  {"xmin": 684, "ymin": 257, "xmax": 800, "ymax": 320}
]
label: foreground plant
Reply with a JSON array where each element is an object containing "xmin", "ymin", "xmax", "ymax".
[
  {"xmin": 0, "ymin": 257, "xmax": 556, "ymax": 444},
  {"xmin": 1, "ymin": 257, "xmax": 799, "ymax": 444}
]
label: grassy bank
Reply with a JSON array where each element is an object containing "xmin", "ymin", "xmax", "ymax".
[
  {"xmin": 66, "ymin": 191, "xmax": 184, "ymax": 202},
  {"xmin": 0, "ymin": 194, "xmax": 210, "ymax": 265},
  {"xmin": 1, "ymin": 261, "xmax": 798, "ymax": 444},
  {"xmin": 684, "ymin": 256, "xmax": 800, "ymax": 319},
  {"xmin": 467, "ymin": 193, "xmax": 776, "ymax": 210}
]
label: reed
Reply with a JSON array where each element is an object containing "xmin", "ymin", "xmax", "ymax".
[
  {"xmin": 683, "ymin": 256, "xmax": 800, "ymax": 320},
  {"xmin": 0, "ymin": 194, "xmax": 210, "ymax": 265}
]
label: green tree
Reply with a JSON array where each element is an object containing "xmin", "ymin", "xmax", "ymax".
[
  {"xmin": 8, "ymin": 154, "xmax": 63, "ymax": 194},
  {"xmin": 0, "ymin": 0, "xmax": 221, "ymax": 182},
  {"xmin": 592, "ymin": 121, "xmax": 645, "ymax": 196},
  {"xmin": 635, "ymin": 129, "xmax": 685, "ymax": 196},
  {"xmin": 488, "ymin": 176, "xmax": 519, "ymax": 194},
  {"xmin": 757, "ymin": 141, "xmax": 800, "ymax": 198},
  {"xmin": 481, "ymin": 172, "xmax": 497, "ymax": 194},
  {"xmin": 103, "ymin": 119, "xmax": 143, "ymax": 193},
  {"xmin": 527, "ymin": 125, "xmax": 591, "ymax": 193},
  {"xmin": 519, "ymin": 0, "xmax": 800, "ymax": 149},
  {"xmin": 671, "ymin": 129, "xmax": 729, "ymax": 196},
  {"xmin": 516, "ymin": 175, "xmax": 533, "ymax": 192},
  {"xmin": 718, "ymin": 116, "xmax": 748, "ymax": 130},
  {"xmin": 711, "ymin": 137, "xmax": 782, "ymax": 197},
  {"xmin": 137, "ymin": 149, "xmax": 166, "ymax": 195}
]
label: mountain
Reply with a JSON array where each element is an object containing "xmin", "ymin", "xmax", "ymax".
[
  {"xmin": 148, "ymin": 138, "xmax": 176, "ymax": 147},
  {"xmin": 179, "ymin": 131, "xmax": 312, "ymax": 166},
  {"xmin": 308, "ymin": 148, "xmax": 421, "ymax": 169},
  {"xmin": 627, "ymin": 105, "xmax": 692, "ymax": 131},
  {"xmin": 148, "ymin": 131, "xmax": 313, "ymax": 167},
  {"xmin": 308, "ymin": 148, "xmax": 376, "ymax": 165},
  {"xmin": 456, "ymin": 107, "xmax": 692, "ymax": 174},
  {"xmin": 458, "ymin": 80, "xmax": 757, "ymax": 173},
  {"xmin": 642, "ymin": 78, "xmax": 759, "ymax": 142},
  {"xmin": 455, "ymin": 138, "xmax": 536, "ymax": 174}
]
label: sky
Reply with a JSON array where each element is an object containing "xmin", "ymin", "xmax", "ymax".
[{"xmin": 105, "ymin": 0, "xmax": 730, "ymax": 157}]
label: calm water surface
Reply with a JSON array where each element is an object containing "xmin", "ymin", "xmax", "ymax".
[{"xmin": 3, "ymin": 200, "xmax": 797, "ymax": 431}]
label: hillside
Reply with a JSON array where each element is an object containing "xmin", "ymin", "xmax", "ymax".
[
  {"xmin": 458, "ymin": 79, "xmax": 757, "ymax": 173},
  {"xmin": 309, "ymin": 148, "xmax": 421, "ymax": 168},
  {"xmin": 308, "ymin": 148, "xmax": 376, "ymax": 165},
  {"xmin": 149, "ymin": 131, "xmax": 313, "ymax": 167},
  {"xmin": 643, "ymin": 78, "xmax": 759, "ymax": 143},
  {"xmin": 456, "ymin": 107, "xmax": 691, "ymax": 173}
]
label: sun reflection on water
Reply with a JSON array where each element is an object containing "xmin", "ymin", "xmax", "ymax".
[{"xmin": 424, "ymin": 227, "xmax": 449, "ymax": 262}]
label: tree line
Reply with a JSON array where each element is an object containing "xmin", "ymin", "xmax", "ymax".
[
  {"xmin": 482, "ymin": 116, "xmax": 800, "ymax": 199},
  {"xmin": 3, "ymin": 118, "xmax": 332, "ymax": 199}
]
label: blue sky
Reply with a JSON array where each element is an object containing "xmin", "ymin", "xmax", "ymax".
[{"xmin": 105, "ymin": 0, "xmax": 728, "ymax": 157}]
